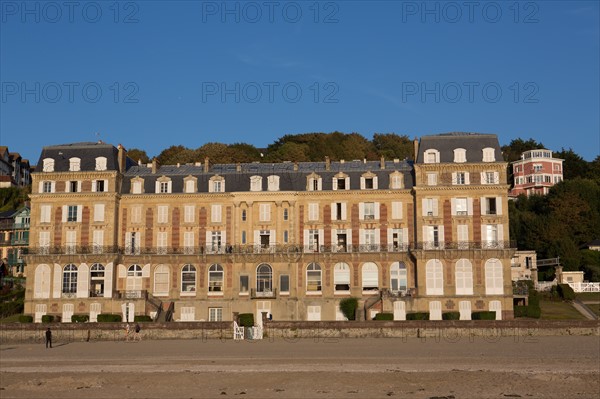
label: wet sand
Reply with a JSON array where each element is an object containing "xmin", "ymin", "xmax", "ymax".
[{"xmin": 1, "ymin": 336, "xmax": 599, "ymax": 398}]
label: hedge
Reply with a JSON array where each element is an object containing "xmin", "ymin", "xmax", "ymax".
[
  {"xmin": 71, "ymin": 314, "xmax": 89, "ymax": 323},
  {"xmin": 471, "ymin": 311, "xmax": 496, "ymax": 320},
  {"xmin": 97, "ymin": 314, "xmax": 122, "ymax": 322},
  {"xmin": 406, "ymin": 312, "xmax": 429, "ymax": 320},
  {"xmin": 339, "ymin": 297, "xmax": 358, "ymax": 321},
  {"xmin": 41, "ymin": 315, "xmax": 55, "ymax": 323},
  {"xmin": 442, "ymin": 312, "xmax": 460, "ymax": 320},
  {"xmin": 238, "ymin": 313, "xmax": 254, "ymax": 327},
  {"xmin": 557, "ymin": 284, "xmax": 576, "ymax": 301},
  {"xmin": 134, "ymin": 315, "xmax": 153, "ymax": 322},
  {"xmin": 514, "ymin": 306, "xmax": 528, "ymax": 318},
  {"xmin": 19, "ymin": 315, "xmax": 33, "ymax": 323},
  {"xmin": 374, "ymin": 313, "xmax": 394, "ymax": 320},
  {"xmin": 526, "ymin": 306, "xmax": 541, "ymax": 318}
]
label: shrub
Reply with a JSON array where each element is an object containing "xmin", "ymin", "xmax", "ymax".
[
  {"xmin": 471, "ymin": 311, "xmax": 496, "ymax": 320},
  {"xmin": 529, "ymin": 290, "xmax": 541, "ymax": 307},
  {"xmin": 19, "ymin": 315, "xmax": 33, "ymax": 323},
  {"xmin": 514, "ymin": 306, "xmax": 528, "ymax": 318},
  {"xmin": 339, "ymin": 297, "xmax": 358, "ymax": 321},
  {"xmin": 557, "ymin": 284, "xmax": 576, "ymax": 301},
  {"xmin": 134, "ymin": 315, "xmax": 153, "ymax": 322},
  {"xmin": 97, "ymin": 314, "xmax": 122, "ymax": 322},
  {"xmin": 41, "ymin": 315, "xmax": 54, "ymax": 323},
  {"xmin": 406, "ymin": 312, "xmax": 429, "ymax": 320},
  {"xmin": 71, "ymin": 314, "xmax": 89, "ymax": 323},
  {"xmin": 238, "ymin": 313, "xmax": 254, "ymax": 327},
  {"xmin": 442, "ymin": 312, "xmax": 460, "ymax": 320},
  {"xmin": 526, "ymin": 305, "xmax": 541, "ymax": 318},
  {"xmin": 374, "ymin": 313, "xmax": 394, "ymax": 320}
]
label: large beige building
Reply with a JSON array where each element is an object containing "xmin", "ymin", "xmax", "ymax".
[{"xmin": 24, "ymin": 133, "xmax": 515, "ymax": 323}]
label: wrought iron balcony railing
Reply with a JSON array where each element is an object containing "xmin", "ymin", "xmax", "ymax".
[{"xmin": 411, "ymin": 241, "xmax": 516, "ymax": 250}]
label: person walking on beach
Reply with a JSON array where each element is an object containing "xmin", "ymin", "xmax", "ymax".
[
  {"xmin": 45, "ymin": 327, "xmax": 52, "ymax": 348},
  {"xmin": 134, "ymin": 323, "xmax": 141, "ymax": 341},
  {"xmin": 124, "ymin": 323, "xmax": 130, "ymax": 341}
]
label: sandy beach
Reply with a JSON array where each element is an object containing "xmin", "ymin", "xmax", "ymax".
[{"xmin": 1, "ymin": 336, "xmax": 599, "ymax": 399}]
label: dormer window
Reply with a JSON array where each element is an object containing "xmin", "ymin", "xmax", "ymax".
[
  {"xmin": 42, "ymin": 158, "xmax": 54, "ymax": 172},
  {"xmin": 156, "ymin": 177, "xmax": 172, "ymax": 194},
  {"xmin": 95, "ymin": 157, "xmax": 107, "ymax": 171},
  {"xmin": 424, "ymin": 149, "xmax": 440, "ymax": 164},
  {"xmin": 209, "ymin": 175, "xmax": 225, "ymax": 193},
  {"xmin": 453, "ymin": 148, "xmax": 466, "ymax": 163},
  {"xmin": 267, "ymin": 175, "xmax": 280, "ymax": 191},
  {"xmin": 183, "ymin": 177, "xmax": 197, "ymax": 193},
  {"xmin": 69, "ymin": 157, "xmax": 81, "ymax": 171},
  {"xmin": 250, "ymin": 176, "xmax": 262, "ymax": 191},
  {"xmin": 482, "ymin": 147, "xmax": 496, "ymax": 162},
  {"xmin": 360, "ymin": 172, "xmax": 378, "ymax": 190},
  {"xmin": 131, "ymin": 178, "xmax": 143, "ymax": 194},
  {"xmin": 307, "ymin": 173, "xmax": 322, "ymax": 191},
  {"xmin": 333, "ymin": 173, "xmax": 350, "ymax": 191},
  {"xmin": 389, "ymin": 172, "xmax": 403, "ymax": 189}
]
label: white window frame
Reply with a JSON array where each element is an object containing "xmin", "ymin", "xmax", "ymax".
[
  {"xmin": 259, "ymin": 203, "xmax": 271, "ymax": 222},
  {"xmin": 157, "ymin": 205, "xmax": 169, "ymax": 224},
  {"xmin": 425, "ymin": 259, "xmax": 443, "ymax": 295},
  {"xmin": 93, "ymin": 203, "xmax": 105, "ymax": 222},
  {"xmin": 308, "ymin": 203, "xmax": 319, "ymax": 221},
  {"xmin": 482, "ymin": 147, "xmax": 496, "ymax": 162},
  {"xmin": 69, "ymin": 157, "xmax": 81, "ymax": 172},
  {"xmin": 455, "ymin": 259, "xmax": 473, "ymax": 295},
  {"xmin": 267, "ymin": 175, "xmax": 280, "ymax": 191},
  {"xmin": 424, "ymin": 149, "xmax": 440, "ymax": 164},
  {"xmin": 184, "ymin": 205, "xmax": 195, "ymax": 223},
  {"xmin": 485, "ymin": 259, "xmax": 504, "ymax": 295},
  {"xmin": 211, "ymin": 204, "xmax": 222, "ymax": 223},
  {"xmin": 453, "ymin": 148, "xmax": 466, "ymax": 163},
  {"xmin": 95, "ymin": 157, "xmax": 107, "ymax": 171},
  {"xmin": 250, "ymin": 176, "xmax": 262, "ymax": 191}
]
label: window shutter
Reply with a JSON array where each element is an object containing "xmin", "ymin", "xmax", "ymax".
[
  {"xmin": 403, "ymin": 228, "xmax": 409, "ymax": 245},
  {"xmin": 53, "ymin": 264, "xmax": 62, "ymax": 298},
  {"xmin": 480, "ymin": 197, "xmax": 487, "ymax": 215},
  {"xmin": 360, "ymin": 177, "xmax": 365, "ymax": 190},
  {"xmin": 498, "ymin": 224, "xmax": 504, "ymax": 241},
  {"xmin": 451, "ymin": 198, "xmax": 456, "ymax": 216},
  {"xmin": 451, "ymin": 172, "xmax": 457, "ymax": 184},
  {"xmin": 373, "ymin": 176, "xmax": 378, "ymax": 189},
  {"xmin": 345, "ymin": 177, "xmax": 350, "ymax": 190},
  {"xmin": 359, "ymin": 203, "xmax": 365, "ymax": 219},
  {"xmin": 392, "ymin": 202, "xmax": 402, "ymax": 219},
  {"xmin": 303, "ymin": 229, "xmax": 309, "ymax": 248},
  {"xmin": 62, "ymin": 205, "xmax": 67, "ymax": 222},
  {"xmin": 341, "ymin": 203, "xmax": 347, "ymax": 220},
  {"xmin": 374, "ymin": 202, "xmax": 380, "ymax": 220},
  {"xmin": 332, "ymin": 178, "xmax": 337, "ymax": 191},
  {"xmin": 494, "ymin": 172, "xmax": 499, "ymax": 184},
  {"xmin": 94, "ymin": 204, "xmax": 105, "ymax": 222},
  {"xmin": 77, "ymin": 206, "xmax": 83, "ymax": 222},
  {"xmin": 38, "ymin": 181, "xmax": 43, "ymax": 193},
  {"xmin": 91, "ymin": 180, "xmax": 97, "ymax": 192},
  {"xmin": 465, "ymin": 172, "xmax": 470, "ymax": 185},
  {"xmin": 480, "ymin": 172, "xmax": 485, "ymax": 184},
  {"xmin": 331, "ymin": 203, "xmax": 337, "ymax": 220},
  {"xmin": 496, "ymin": 197, "xmax": 503, "ymax": 215},
  {"xmin": 155, "ymin": 181, "xmax": 160, "ymax": 193},
  {"xmin": 254, "ymin": 230, "xmax": 260, "ymax": 246},
  {"xmin": 77, "ymin": 264, "xmax": 89, "ymax": 298},
  {"xmin": 467, "ymin": 198, "xmax": 473, "ymax": 215},
  {"xmin": 432, "ymin": 199, "xmax": 438, "ymax": 217},
  {"xmin": 421, "ymin": 199, "xmax": 427, "ymax": 216}
]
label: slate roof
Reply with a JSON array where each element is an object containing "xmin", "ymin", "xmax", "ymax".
[
  {"xmin": 416, "ymin": 132, "xmax": 503, "ymax": 163},
  {"xmin": 36, "ymin": 142, "xmax": 135, "ymax": 172}
]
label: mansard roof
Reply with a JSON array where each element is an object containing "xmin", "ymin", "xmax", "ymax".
[
  {"xmin": 36, "ymin": 142, "xmax": 132, "ymax": 172},
  {"xmin": 416, "ymin": 132, "xmax": 503, "ymax": 163}
]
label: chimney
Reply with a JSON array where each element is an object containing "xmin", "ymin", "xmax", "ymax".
[
  {"xmin": 176, "ymin": 163, "xmax": 180, "ymax": 168},
  {"xmin": 340, "ymin": 159, "xmax": 345, "ymax": 164},
  {"xmin": 117, "ymin": 144, "xmax": 127, "ymax": 173},
  {"xmin": 413, "ymin": 138, "xmax": 419, "ymax": 161},
  {"xmin": 204, "ymin": 157, "xmax": 209, "ymax": 173},
  {"xmin": 293, "ymin": 162, "xmax": 298, "ymax": 171},
  {"xmin": 325, "ymin": 156, "xmax": 330, "ymax": 171},
  {"xmin": 236, "ymin": 163, "xmax": 241, "ymax": 172},
  {"xmin": 152, "ymin": 158, "xmax": 159, "ymax": 174},
  {"xmin": 380, "ymin": 156, "xmax": 385, "ymax": 170}
]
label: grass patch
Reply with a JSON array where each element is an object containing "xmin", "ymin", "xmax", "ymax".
[
  {"xmin": 539, "ymin": 299, "xmax": 586, "ymax": 320},
  {"xmin": 0, "ymin": 313, "xmax": 24, "ymax": 323},
  {"xmin": 586, "ymin": 303, "xmax": 600, "ymax": 317},
  {"xmin": 576, "ymin": 292, "xmax": 600, "ymax": 302}
]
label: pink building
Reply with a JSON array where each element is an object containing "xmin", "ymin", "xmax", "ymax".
[{"xmin": 509, "ymin": 149, "xmax": 563, "ymax": 197}]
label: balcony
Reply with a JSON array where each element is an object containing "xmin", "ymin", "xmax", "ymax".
[
  {"xmin": 26, "ymin": 245, "xmax": 120, "ymax": 255},
  {"xmin": 412, "ymin": 241, "xmax": 516, "ymax": 250},
  {"xmin": 251, "ymin": 288, "xmax": 277, "ymax": 299}
]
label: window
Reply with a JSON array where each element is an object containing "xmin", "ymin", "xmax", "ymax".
[
  {"xmin": 127, "ymin": 265, "xmax": 143, "ymax": 291},
  {"xmin": 308, "ymin": 229, "xmax": 320, "ymax": 252},
  {"xmin": 157, "ymin": 205, "xmax": 168, "ymax": 223},
  {"xmin": 67, "ymin": 205, "xmax": 78, "ymax": 222},
  {"xmin": 427, "ymin": 173, "xmax": 437, "ymax": 186},
  {"xmin": 485, "ymin": 198, "xmax": 497, "ymax": 215},
  {"xmin": 93, "ymin": 204, "xmax": 105, "ymax": 222},
  {"xmin": 210, "ymin": 231, "xmax": 222, "ymax": 253},
  {"xmin": 241, "ymin": 231, "xmax": 246, "ymax": 244},
  {"xmin": 95, "ymin": 157, "xmax": 107, "ymax": 171},
  {"xmin": 62, "ymin": 264, "xmax": 78, "ymax": 294},
  {"xmin": 455, "ymin": 259, "xmax": 473, "ymax": 295},
  {"xmin": 455, "ymin": 198, "xmax": 468, "ymax": 215},
  {"xmin": 39, "ymin": 231, "xmax": 51, "ymax": 253},
  {"xmin": 185, "ymin": 179, "xmax": 196, "ymax": 193},
  {"xmin": 250, "ymin": 176, "xmax": 262, "ymax": 191},
  {"xmin": 307, "ymin": 175, "xmax": 322, "ymax": 191},
  {"xmin": 485, "ymin": 259, "xmax": 504, "ymax": 295},
  {"xmin": 69, "ymin": 157, "xmax": 81, "ymax": 171},
  {"xmin": 183, "ymin": 232, "xmax": 194, "ymax": 254},
  {"xmin": 184, "ymin": 205, "xmax": 195, "ymax": 223},
  {"xmin": 90, "ymin": 264, "xmax": 105, "ymax": 297},
  {"xmin": 390, "ymin": 173, "xmax": 403, "ymax": 189},
  {"xmin": 153, "ymin": 265, "xmax": 170, "ymax": 296},
  {"xmin": 209, "ymin": 308, "xmax": 223, "ymax": 322},
  {"xmin": 390, "ymin": 229, "xmax": 404, "ymax": 251},
  {"xmin": 69, "ymin": 181, "xmax": 79, "ymax": 192},
  {"xmin": 334, "ymin": 202, "xmax": 345, "ymax": 221},
  {"xmin": 131, "ymin": 206, "xmax": 142, "ymax": 224},
  {"xmin": 455, "ymin": 172, "xmax": 467, "ymax": 185},
  {"xmin": 160, "ymin": 181, "xmax": 169, "ymax": 193},
  {"xmin": 457, "ymin": 224, "xmax": 469, "ymax": 247},
  {"xmin": 209, "ymin": 264, "xmax": 224, "ymax": 292},
  {"xmin": 533, "ymin": 164, "xmax": 543, "ymax": 172},
  {"xmin": 482, "ymin": 147, "xmax": 496, "ymax": 162},
  {"xmin": 95, "ymin": 180, "xmax": 105, "ymax": 192},
  {"xmin": 423, "ymin": 226, "xmax": 441, "ymax": 249},
  {"xmin": 307, "ymin": 305, "xmax": 321, "ymax": 321},
  {"xmin": 390, "ymin": 262, "xmax": 407, "ymax": 293},
  {"xmin": 336, "ymin": 177, "xmax": 347, "ymax": 190},
  {"xmin": 132, "ymin": 180, "xmax": 142, "ymax": 194},
  {"xmin": 453, "ymin": 148, "xmax": 466, "ymax": 163},
  {"xmin": 42, "ymin": 158, "xmax": 54, "ymax": 172},
  {"xmin": 241, "ymin": 210, "xmax": 247, "ymax": 221},
  {"xmin": 211, "ymin": 204, "xmax": 222, "ymax": 223},
  {"xmin": 483, "ymin": 171, "xmax": 499, "ymax": 184},
  {"xmin": 40, "ymin": 205, "xmax": 51, "ymax": 223},
  {"xmin": 425, "ymin": 259, "xmax": 443, "ymax": 295},
  {"xmin": 259, "ymin": 204, "xmax": 271, "ymax": 222},
  {"xmin": 483, "ymin": 224, "xmax": 499, "ymax": 247},
  {"xmin": 308, "ymin": 203, "xmax": 319, "ymax": 221},
  {"xmin": 280, "ymin": 275, "xmax": 290, "ymax": 293},
  {"xmin": 259, "ymin": 230, "xmax": 271, "ymax": 249},
  {"xmin": 267, "ymin": 175, "xmax": 280, "ymax": 191},
  {"xmin": 209, "ymin": 177, "xmax": 224, "ymax": 193},
  {"xmin": 364, "ymin": 178, "xmax": 374, "ymax": 189},
  {"xmin": 423, "ymin": 198, "xmax": 437, "ymax": 217},
  {"xmin": 362, "ymin": 262, "xmax": 379, "ymax": 291},
  {"xmin": 125, "ymin": 232, "xmax": 140, "ymax": 255},
  {"xmin": 256, "ymin": 264, "xmax": 273, "ymax": 292},
  {"xmin": 306, "ymin": 263, "xmax": 322, "ymax": 292},
  {"xmin": 156, "ymin": 232, "xmax": 168, "ymax": 254},
  {"xmin": 240, "ymin": 275, "xmax": 249, "ymax": 294},
  {"xmin": 283, "ymin": 230, "xmax": 288, "ymax": 243},
  {"xmin": 334, "ymin": 263, "xmax": 350, "ymax": 291},
  {"xmin": 363, "ymin": 202, "xmax": 375, "ymax": 220},
  {"xmin": 283, "ymin": 208, "xmax": 288, "ymax": 221},
  {"xmin": 42, "ymin": 181, "xmax": 53, "ymax": 193},
  {"xmin": 424, "ymin": 149, "xmax": 440, "ymax": 164},
  {"xmin": 363, "ymin": 229, "xmax": 376, "ymax": 250},
  {"xmin": 213, "ymin": 180, "xmax": 222, "ymax": 193}
]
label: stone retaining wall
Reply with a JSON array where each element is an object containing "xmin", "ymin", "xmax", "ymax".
[{"xmin": 1, "ymin": 320, "xmax": 598, "ymax": 344}]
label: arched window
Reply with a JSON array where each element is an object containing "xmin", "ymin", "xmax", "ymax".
[
  {"xmin": 126, "ymin": 264, "xmax": 142, "ymax": 291},
  {"xmin": 424, "ymin": 149, "xmax": 440, "ymax": 164},
  {"xmin": 334, "ymin": 262, "xmax": 350, "ymax": 291},
  {"xmin": 95, "ymin": 157, "xmax": 107, "ymax": 171},
  {"xmin": 69, "ymin": 157, "xmax": 81, "ymax": 172},
  {"xmin": 250, "ymin": 176, "xmax": 262, "ymax": 191},
  {"xmin": 153, "ymin": 265, "xmax": 170, "ymax": 296},
  {"xmin": 306, "ymin": 262, "xmax": 322, "ymax": 292},
  {"xmin": 453, "ymin": 148, "xmax": 467, "ymax": 163},
  {"xmin": 42, "ymin": 158, "xmax": 55, "ymax": 172},
  {"xmin": 390, "ymin": 262, "xmax": 407, "ymax": 293},
  {"xmin": 90, "ymin": 263, "xmax": 105, "ymax": 297},
  {"xmin": 209, "ymin": 264, "xmax": 224, "ymax": 292},
  {"xmin": 34, "ymin": 264, "xmax": 51, "ymax": 298},
  {"xmin": 362, "ymin": 262, "xmax": 379, "ymax": 291},
  {"xmin": 485, "ymin": 258, "xmax": 504, "ymax": 295},
  {"xmin": 482, "ymin": 147, "xmax": 496, "ymax": 162},
  {"xmin": 181, "ymin": 264, "xmax": 196, "ymax": 293},
  {"xmin": 256, "ymin": 264, "xmax": 272, "ymax": 293},
  {"xmin": 267, "ymin": 175, "xmax": 280, "ymax": 191},
  {"xmin": 455, "ymin": 259, "xmax": 473, "ymax": 295},
  {"xmin": 62, "ymin": 264, "xmax": 78, "ymax": 294},
  {"xmin": 425, "ymin": 259, "xmax": 443, "ymax": 295}
]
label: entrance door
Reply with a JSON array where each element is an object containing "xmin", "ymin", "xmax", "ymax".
[
  {"xmin": 256, "ymin": 301, "xmax": 271, "ymax": 327},
  {"xmin": 121, "ymin": 302, "xmax": 135, "ymax": 322},
  {"xmin": 393, "ymin": 301, "xmax": 406, "ymax": 321}
]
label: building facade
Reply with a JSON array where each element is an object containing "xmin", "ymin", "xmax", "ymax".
[
  {"xmin": 509, "ymin": 149, "xmax": 564, "ymax": 197},
  {"xmin": 24, "ymin": 134, "xmax": 515, "ymax": 323},
  {"xmin": 0, "ymin": 146, "xmax": 32, "ymax": 187}
]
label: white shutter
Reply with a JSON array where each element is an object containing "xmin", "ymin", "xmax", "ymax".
[
  {"xmin": 269, "ymin": 230, "xmax": 275, "ymax": 246},
  {"xmin": 403, "ymin": 228, "xmax": 409, "ymax": 246},
  {"xmin": 40, "ymin": 205, "xmax": 50, "ymax": 223},
  {"xmin": 184, "ymin": 232, "xmax": 194, "ymax": 248},
  {"xmin": 360, "ymin": 177, "xmax": 365, "ymax": 190},
  {"xmin": 118, "ymin": 264, "xmax": 126, "ymax": 278},
  {"xmin": 451, "ymin": 172, "xmax": 457, "ymax": 184},
  {"xmin": 184, "ymin": 205, "xmax": 194, "ymax": 223},
  {"xmin": 480, "ymin": 197, "xmax": 487, "ymax": 215},
  {"xmin": 458, "ymin": 224, "xmax": 468, "ymax": 242},
  {"xmin": 205, "ymin": 231, "xmax": 212, "ymax": 249},
  {"xmin": 391, "ymin": 202, "xmax": 401, "ymax": 219},
  {"xmin": 91, "ymin": 180, "xmax": 97, "ymax": 192},
  {"xmin": 373, "ymin": 176, "xmax": 378, "ymax": 189},
  {"xmin": 317, "ymin": 178, "xmax": 322, "ymax": 191},
  {"xmin": 53, "ymin": 264, "xmax": 62, "ymax": 298},
  {"xmin": 498, "ymin": 224, "xmax": 504, "ymax": 241},
  {"xmin": 155, "ymin": 181, "xmax": 161, "ymax": 193},
  {"xmin": 494, "ymin": 172, "xmax": 500, "ymax": 184},
  {"xmin": 303, "ymin": 229, "xmax": 309, "ymax": 248},
  {"xmin": 374, "ymin": 202, "xmax": 380, "ymax": 220},
  {"xmin": 341, "ymin": 203, "xmax": 347, "ymax": 220},
  {"xmin": 387, "ymin": 228, "xmax": 393, "ymax": 248},
  {"xmin": 77, "ymin": 205, "xmax": 83, "ymax": 222},
  {"xmin": 465, "ymin": 172, "xmax": 470, "ymax": 185},
  {"xmin": 186, "ymin": 180, "xmax": 194, "ymax": 193},
  {"xmin": 331, "ymin": 202, "xmax": 337, "ymax": 220},
  {"xmin": 93, "ymin": 230, "xmax": 104, "ymax": 247},
  {"xmin": 104, "ymin": 263, "xmax": 113, "ymax": 298},
  {"xmin": 254, "ymin": 230, "xmax": 260, "ymax": 246},
  {"xmin": 345, "ymin": 177, "xmax": 350, "ymax": 189},
  {"xmin": 94, "ymin": 204, "xmax": 105, "ymax": 222},
  {"xmin": 212, "ymin": 204, "xmax": 222, "ymax": 223},
  {"xmin": 62, "ymin": 205, "xmax": 67, "ymax": 222},
  {"xmin": 432, "ymin": 199, "xmax": 438, "ymax": 217},
  {"xmin": 451, "ymin": 198, "xmax": 456, "ymax": 216},
  {"xmin": 359, "ymin": 203, "xmax": 365, "ymax": 219},
  {"xmin": 467, "ymin": 198, "xmax": 473, "ymax": 215},
  {"xmin": 439, "ymin": 226, "xmax": 445, "ymax": 248},
  {"xmin": 421, "ymin": 199, "xmax": 427, "ymax": 216},
  {"xmin": 496, "ymin": 197, "xmax": 503, "ymax": 215},
  {"xmin": 332, "ymin": 178, "xmax": 338, "ymax": 190},
  {"xmin": 77, "ymin": 264, "xmax": 89, "ymax": 298},
  {"xmin": 38, "ymin": 181, "xmax": 43, "ymax": 193}
]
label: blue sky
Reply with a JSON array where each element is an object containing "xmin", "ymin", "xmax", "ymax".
[{"xmin": 1, "ymin": 0, "xmax": 599, "ymax": 162}]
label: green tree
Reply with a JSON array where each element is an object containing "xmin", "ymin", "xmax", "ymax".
[
  {"xmin": 156, "ymin": 145, "xmax": 196, "ymax": 165},
  {"xmin": 127, "ymin": 148, "xmax": 150, "ymax": 164},
  {"xmin": 372, "ymin": 133, "xmax": 414, "ymax": 160},
  {"xmin": 501, "ymin": 138, "xmax": 545, "ymax": 162},
  {"xmin": 554, "ymin": 148, "xmax": 590, "ymax": 180}
]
